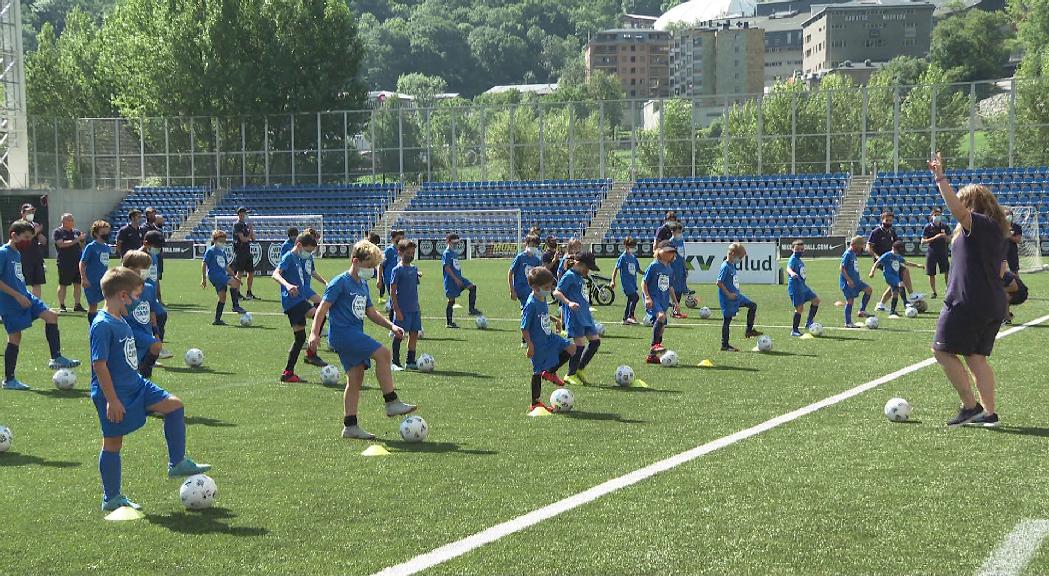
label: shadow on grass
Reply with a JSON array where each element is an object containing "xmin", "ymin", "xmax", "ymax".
[
  {"xmin": 146, "ymin": 507, "xmax": 268, "ymax": 536},
  {"xmin": 160, "ymin": 366, "xmax": 235, "ymax": 376},
  {"xmin": 986, "ymin": 425, "xmax": 1049, "ymax": 437},
  {"xmin": 161, "ymin": 303, "xmax": 207, "ymax": 311},
  {"xmin": 592, "ymin": 384, "xmax": 682, "ymax": 395},
  {"xmin": 0, "ymin": 452, "xmax": 80, "ymax": 468},
  {"xmin": 234, "ymin": 325, "xmax": 277, "ymax": 331},
  {"xmin": 32, "ymin": 388, "xmax": 90, "ymax": 399},
  {"xmin": 564, "ymin": 411, "xmax": 646, "ymax": 424},
  {"xmin": 819, "ymin": 334, "xmax": 872, "ymax": 342},
  {"xmin": 418, "ymin": 369, "xmax": 490, "ymax": 379},
  {"xmin": 185, "ymin": 416, "xmax": 236, "ymax": 427},
  {"xmin": 683, "ymin": 364, "xmax": 760, "ymax": 372},
  {"xmin": 383, "ymin": 440, "xmax": 498, "ymax": 455},
  {"xmin": 752, "ymin": 350, "xmax": 818, "ymax": 358},
  {"xmin": 417, "ymin": 337, "xmax": 465, "ymax": 342}
]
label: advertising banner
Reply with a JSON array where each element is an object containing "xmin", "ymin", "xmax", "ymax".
[
  {"xmin": 683, "ymin": 242, "xmax": 779, "ymax": 285},
  {"xmin": 776, "ymin": 236, "xmax": 848, "ymax": 259}
]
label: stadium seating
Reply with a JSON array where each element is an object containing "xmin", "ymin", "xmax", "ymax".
[
  {"xmin": 186, "ymin": 183, "xmax": 398, "ymax": 244},
  {"xmin": 106, "ymin": 186, "xmax": 209, "ymax": 234},
  {"xmin": 604, "ymin": 174, "xmax": 848, "ymax": 242}
]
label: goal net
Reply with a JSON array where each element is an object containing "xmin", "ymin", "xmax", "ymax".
[
  {"xmin": 382, "ymin": 209, "xmax": 522, "ymax": 259},
  {"xmin": 212, "ymin": 215, "xmax": 325, "ymax": 243},
  {"xmin": 1003, "ymin": 205, "xmax": 1045, "ymax": 273}
]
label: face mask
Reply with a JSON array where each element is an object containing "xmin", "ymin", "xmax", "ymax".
[
  {"xmin": 882, "ymin": 222, "xmax": 892, "ymax": 229},
  {"xmin": 215, "ymin": 242, "xmax": 226, "ymax": 250},
  {"xmin": 138, "ymin": 269, "xmax": 150, "ymax": 280},
  {"xmin": 148, "ymin": 247, "xmax": 161, "ymax": 256},
  {"xmin": 539, "ymin": 289, "xmax": 552, "ymax": 299},
  {"xmin": 120, "ymin": 292, "xmax": 139, "ymax": 316},
  {"xmin": 527, "ymin": 246, "xmax": 539, "ymax": 256},
  {"xmin": 732, "ymin": 257, "xmax": 742, "ymax": 266},
  {"xmin": 356, "ymin": 266, "xmax": 374, "ymax": 277},
  {"xmin": 98, "ymin": 232, "xmax": 111, "ymax": 243},
  {"xmin": 933, "ymin": 216, "xmax": 942, "ymax": 224},
  {"xmin": 24, "ymin": 213, "xmax": 34, "ymax": 223},
  {"xmin": 15, "ymin": 239, "xmax": 30, "ymax": 250},
  {"xmin": 795, "ymin": 249, "xmax": 805, "ymax": 256}
]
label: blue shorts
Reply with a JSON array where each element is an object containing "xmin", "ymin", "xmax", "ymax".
[
  {"xmin": 564, "ymin": 307, "xmax": 597, "ymax": 339},
  {"xmin": 789, "ymin": 287, "xmax": 818, "ymax": 308},
  {"xmin": 209, "ymin": 276, "xmax": 229, "ymax": 294},
  {"xmin": 531, "ymin": 336, "xmax": 572, "ymax": 373},
  {"xmin": 445, "ymin": 277, "xmax": 473, "ymax": 298},
  {"xmin": 86, "ymin": 286, "xmax": 104, "ymax": 306},
  {"xmin": 331, "ymin": 333, "xmax": 382, "ymax": 371},
  {"xmin": 515, "ymin": 289, "xmax": 531, "ymax": 307},
  {"xmin": 91, "ymin": 379, "xmax": 170, "ymax": 438},
  {"xmin": 395, "ymin": 311, "xmax": 422, "ymax": 333},
  {"xmin": 301, "ymin": 286, "xmax": 318, "ymax": 301},
  {"xmin": 2, "ymin": 295, "xmax": 50, "ymax": 334},
  {"xmin": 841, "ymin": 281, "xmax": 870, "ymax": 300},
  {"xmin": 720, "ymin": 294, "xmax": 753, "ymax": 319}
]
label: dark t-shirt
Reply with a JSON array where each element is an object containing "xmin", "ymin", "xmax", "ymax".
[
  {"xmin": 1007, "ymin": 222, "xmax": 1022, "ymax": 272},
  {"xmin": 922, "ymin": 222, "xmax": 951, "ymax": 255},
  {"xmin": 233, "ymin": 221, "xmax": 252, "ymax": 255},
  {"xmin": 867, "ymin": 225, "xmax": 898, "ymax": 257},
  {"xmin": 140, "ymin": 222, "xmax": 164, "ymax": 237},
  {"xmin": 52, "ymin": 227, "xmax": 83, "ymax": 265},
  {"xmin": 654, "ymin": 224, "xmax": 673, "ymax": 246},
  {"xmin": 944, "ymin": 212, "xmax": 1007, "ymax": 321},
  {"xmin": 19, "ymin": 222, "xmax": 46, "ymax": 266},
  {"xmin": 116, "ymin": 223, "xmax": 143, "ymax": 255}
]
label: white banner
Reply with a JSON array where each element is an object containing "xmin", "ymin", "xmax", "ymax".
[{"xmin": 683, "ymin": 242, "xmax": 779, "ymax": 285}]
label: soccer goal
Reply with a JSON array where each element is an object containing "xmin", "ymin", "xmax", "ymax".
[
  {"xmin": 1003, "ymin": 205, "xmax": 1046, "ymax": 273},
  {"xmin": 211, "ymin": 215, "xmax": 325, "ymax": 242},
  {"xmin": 382, "ymin": 209, "xmax": 522, "ymax": 259}
]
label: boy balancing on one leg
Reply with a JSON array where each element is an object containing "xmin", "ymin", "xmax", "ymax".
[
  {"xmin": 717, "ymin": 243, "xmax": 762, "ymax": 352},
  {"xmin": 611, "ymin": 236, "xmax": 641, "ymax": 325},
  {"xmin": 307, "ymin": 239, "xmax": 417, "ymax": 440},
  {"xmin": 642, "ymin": 240, "xmax": 678, "ymax": 363},
  {"xmin": 840, "ymin": 236, "xmax": 874, "ymax": 328},
  {"xmin": 297, "ymin": 227, "xmax": 328, "ymax": 368},
  {"xmin": 272, "ymin": 233, "xmax": 329, "ymax": 383},
  {"xmin": 522, "ymin": 266, "xmax": 576, "ymax": 412},
  {"xmin": 869, "ymin": 241, "xmax": 922, "ymax": 318},
  {"xmin": 785, "ymin": 240, "xmax": 819, "ymax": 337},
  {"xmin": 0, "ymin": 220, "xmax": 80, "ymax": 390},
  {"xmin": 442, "ymin": 233, "xmax": 481, "ymax": 328},
  {"xmin": 200, "ymin": 230, "xmax": 247, "ymax": 325},
  {"xmin": 554, "ymin": 251, "xmax": 602, "ymax": 387},
  {"xmin": 80, "ymin": 220, "xmax": 112, "ymax": 326},
  {"xmin": 91, "ymin": 267, "xmax": 210, "ymax": 512},
  {"xmin": 390, "ymin": 239, "xmax": 423, "ymax": 370},
  {"xmin": 120, "ymin": 251, "xmax": 164, "ymax": 379}
]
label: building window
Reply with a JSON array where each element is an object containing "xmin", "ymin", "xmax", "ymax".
[
  {"xmin": 631, "ymin": 78, "xmax": 636, "ymax": 85},
  {"xmin": 903, "ymin": 38, "xmax": 916, "ymax": 46}
]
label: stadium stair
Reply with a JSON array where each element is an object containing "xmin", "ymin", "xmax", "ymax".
[
  {"xmin": 583, "ymin": 181, "xmax": 632, "ymax": 245},
  {"xmin": 830, "ymin": 175, "xmax": 874, "ymax": 237},
  {"xmin": 170, "ymin": 187, "xmax": 229, "ymax": 241},
  {"xmin": 368, "ymin": 184, "xmax": 420, "ymax": 238}
]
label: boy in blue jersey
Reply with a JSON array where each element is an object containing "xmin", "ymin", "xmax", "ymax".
[
  {"xmin": 642, "ymin": 241, "xmax": 679, "ymax": 363},
  {"xmin": 785, "ymin": 240, "xmax": 820, "ymax": 336},
  {"xmin": 79, "ymin": 220, "xmax": 112, "ymax": 325},
  {"xmin": 717, "ymin": 243, "xmax": 762, "ymax": 352},
  {"xmin": 299, "ymin": 227, "xmax": 328, "ymax": 311},
  {"xmin": 522, "ymin": 266, "xmax": 577, "ymax": 412},
  {"xmin": 390, "ymin": 239, "xmax": 422, "ymax": 370},
  {"xmin": 200, "ymin": 230, "xmax": 247, "ymax": 325},
  {"xmin": 667, "ymin": 222, "xmax": 691, "ymax": 319},
  {"xmin": 279, "ymin": 227, "xmax": 299, "ymax": 258},
  {"xmin": 508, "ymin": 234, "xmax": 542, "ymax": 307},
  {"xmin": 120, "ymin": 251, "xmax": 164, "ymax": 379},
  {"xmin": 307, "ymin": 239, "xmax": 417, "ymax": 440},
  {"xmin": 273, "ymin": 233, "xmax": 329, "ymax": 383},
  {"xmin": 378, "ymin": 229, "xmax": 404, "ymax": 303},
  {"xmin": 556, "ymin": 238, "xmax": 582, "ymax": 280},
  {"xmin": 840, "ymin": 236, "xmax": 874, "ymax": 328},
  {"xmin": 869, "ymin": 240, "xmax": 921, "ymax": 318},
  {"xmin": 554, "ymin": 251, "xmax": 602, "ymax": 386},
  {"xmin": 141, "ymin": 231, "xmax": 172, "ymax": 360},
  {"xmin": 91, "ymin": 267, "xmax": 210, "ymax": 512},
  {"xmin": 611, "ymin": 237, "xmax": 642, "ymax": 325},
  {"xmin": 442, "ymin": 233, "xmax": 481, "ymax": 327}
]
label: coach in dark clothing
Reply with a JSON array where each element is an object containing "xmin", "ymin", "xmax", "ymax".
[
  {"xmin": 52, "ymin": 212, "xmax": 86, "ymax": 312},
  {"xmin": 232, "ymin": 207, "xmax": 257, "ymax": 299},
  {"xmin": 652, "ymin": 211, "xmax": 679, "ymax": 253},
  {"xmin": 1004, "ymin": 208, "xmax": 1023, "ymax": 275},
  {"xmin": 866, "ymin": 211, "xmax": 913, "ymax": 308},
  {"xmin": 18, "ymin": 203, "xmax": 48, "ymax": 297},
  {"xmin": 921, "ymin": 208, "xmax": 951, "ymax": 298},
  {"xmin": 142, "ymin": 212, "xmax": 167, "ymax": 303},
  {"xmin": 116, "ymin": 209, "xmax": 143, "ymax": 256}
]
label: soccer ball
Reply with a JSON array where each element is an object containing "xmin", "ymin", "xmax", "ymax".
[
  {"xmin": 475, "ymin": 315, "xmax": 488, "ymax": 330},
  {"xmin": 184, "ymin": 348, "xmax": 205, "ymax": 368},
  {"xmin": 399, "ymin": 415, "xmax": 429, "ymax": 442},
  {"xmin": 699, "ymin": 306, "xmax": 712, "ymax": 320},
  {"xmin": 239, "ymin": 312, "xmax": 253, "ymax": 327},
  {"xmin": 884, "ymin": 397, "xmax": 913, "ymax": 422},
  {"xmin": 417, "ymin": 354, "xmax": 436, "ymax": 373},
  {"xmin": 418, "ymin": 329, "xmax": 425, "ymax": 339},
  {"xmin": 914, "ymin": 299, "xmax": 928, "ymax": 313},
  {"xmin": 614, "ymin": 365, "xmax": 635, "ymax": 387},
  {"xmin": 905, "ymin": 306, "xmax": 918, "ymax": 318},
  {"xmin": 756, "ymin": 335, "xmax": 773, "ymax": 352},
  {"xmin": 52, "ymin": 368, "xmax": 76, "ymax": 390},
  {"xmin": 808, "ymin": 322, "xmax": 824, "ymax": 337},
  {"xmin": 179, "ymin": 474, "xmax": 218, "ymax": 510},
  {"xmin": 319, "ymin": 364, "xmax": 341, "ymax": 386},
  {"xmin": 0, "ymin": 425, "xmax": 11, "ymax": 452},
  {"xmin": 865, "ymin": 316, "xmax": 880, "ymax": 330},
  {"xmin": 660, "ymin": 350, "xmax": 679, "ymax": 367},
  {"xmin": 684, "ymin": 293, "xmax": 699, "ymax": 309},
  {"xmin": 550, "ymin": 387, "xmax": 575, "ymax": 412},
  {"xmin": 594, "ymin": 321, "xmax": 606, "ymax": 336},
  {"xmin": 642, "ymin": 315, "xmax": 653, "ymax": 327}
]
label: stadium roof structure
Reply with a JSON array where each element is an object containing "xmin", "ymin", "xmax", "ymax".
[{"xmin": 655, "ymin": 0, "xmax": 758, "ymax": 30}]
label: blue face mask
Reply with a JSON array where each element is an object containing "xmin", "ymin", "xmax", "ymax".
[{"xmin": 539, "ymin": 289, "xmax": 552, "ymax": 299}]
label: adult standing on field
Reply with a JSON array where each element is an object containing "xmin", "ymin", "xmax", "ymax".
[
  {"xmin": 115, "ymin": 209, "xmax": 143, "ymax": 256},
  {"xmin": 146, "ymin": 213, "xmax": 167, "ymax": 304},
  {"xmin": 652, "ymin": 211, "xmax": 679, "ymax": 253},
  {"xmin": 232, "ymin": 206, "xmax": 257, "ymax": 300},
  {"xmin": 1003, "ymin": 207, "xmax": 1023, "ymax": 276},
  {"xmin": 921, "ymin": 207, "xmax": 951, "ymax": 298},
  {"xmin": 18, "ymin": 203, "xmax": 48, "ymax": 298},
  {"xmin": 928, "ymin": 152, "xmax": 1008, "ymax": 428},
  {"xmin": 866, "ymin": 211, "xmax": 913, "ymax": 310},
  {"xmin": 52, "ymin": 213, "xmax": 86, "ymax": 312}
]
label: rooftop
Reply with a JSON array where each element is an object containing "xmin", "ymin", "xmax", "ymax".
[{"xmin": 483, "ymin": 83, "xmax": 559, "ymax": 96}]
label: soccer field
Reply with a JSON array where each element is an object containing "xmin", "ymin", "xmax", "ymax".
[{"xmin": 2, "ymin": 257, "xmax": 1049, "ymax": 575}]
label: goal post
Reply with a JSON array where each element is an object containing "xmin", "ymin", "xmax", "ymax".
[
  {"xmin": 382, "ymin": 209, "xmax": 522, "ymax": 259},
  {"xmin": 211, "ymin": 215, "xmax": 325, "ymax": 243},
  {"xmin": 1003, "ymin": 205, "xmax": 1045, "ymax": 273}
]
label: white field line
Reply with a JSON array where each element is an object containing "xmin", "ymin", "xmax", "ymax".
[
  {"xmin": 370, "ymin": 313, "xmax": 1049, "ymax": 576},
  {"xmin": 977, "ymin": 520, "xmax": 1049, "ymax": 576}
]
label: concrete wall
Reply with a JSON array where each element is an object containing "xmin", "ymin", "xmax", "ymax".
[{"xmin": 0, "ymin": 189, "xmax": 126, "ymax": 257}]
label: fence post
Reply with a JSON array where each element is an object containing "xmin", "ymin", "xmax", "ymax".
[
  {"xmin": 968, "ymin": 83, "xmax": 976, "ymax": 170},
  {"xmin": 790, "ymin": 92, "xmax": 797, "ymax": 174},
  {"xmin": 53, "ymin": 120, "xmax": 60, "ymax": 187},
  {"xmin": 930, "ymin": 84, "xmax": 938, "ymax": 161},
  {"xmin": 538, "ymin": 103, "xmax": 545, "ymax": 180},
  {"xmin": 425, "ymin": 107, "xmax": 432, "ymax": 182},
  {"xmin": 189, "ymin": 117, "xmax": 196, "ymax": 187},
  {"xmin": 397, "ymin": 108, "xmax": 404, "ymax": 183},
  {"xmin": 291, "ymin": 114, "xmax": 297, "ymax": 185},
  {"xmin": 658, "ymin": 99, "xmax": 665, "ymax": 177},
  {"xmin": 215, "ymin": 117, "xmax": 221, "ymax": 186},
  {"xmin": 630, "ymin": 100, "xmax": 637, "ymax": 179},
  {"xmin": 1008, "ymin": 87, "xmax": 1016, "ymax": 168},
  {"xmin": 317, "ymin": 112, "xmax": 322, "ymax": 184},
  {"xmin": 115, "ymin": 118, "xmax": 122, "ymax": 189},
  {"xmin": 861, "ymin": 85, "xmax": 869, "ymax": 175},
  {"xmin": 756, "ymin": 94, "xmax": 764, "ymax": 175},
  {"xmin": 241, "ymin": 120, "xmax": 247, "ymax": 186},
  {"xmin": 892, "ymin": 87, "xmax": 900, "ymax": 173},
  {"xmin": 825, "ymin": 91, "xmax": 832, "ymax": 173},
  {"xmin": 690, "ymin": 99, "xmax": 697, "ymax": 177},
  {"xmin": 342, "ymin": 111, "xmax": 349, "ymax": 182},
  {"xmin": 370, "ymin": 109, "xmax": 377, "ymax": 178},
  {"xmin": 139, "ymin": 117, "xmax": 146, "ymax": 187},
  {"xmin": 451, "ymin": 112, "xmax": 458, "ymax": 181},
  {"xmin": 599, "ymin": 101, "xmax": 606, "ymax": 180},
  {"xmin": 568, "ymin": 105, "xmax": 575, "ymax": 179},
  {"xmin": 30, "ymin": 119, "xmax": 38, "ymax": 186},
  {"xmin": 480, "ymin": 105, "xmax": 487, "ymax": 181},
  {"xmin": 264, "ymin": 116, "xmax": 271, "ymax": 186},
  {"xmin": 722, "ymin": 97, "xmax": 729, "ymax": 176},
  {"xmin": 509, "ymin": 105, "xmax": 516, "ymax": 180}
]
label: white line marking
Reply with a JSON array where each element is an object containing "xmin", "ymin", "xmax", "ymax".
[
  {"xmin": 978, "ymin": 519, "xmax": 1049, "ymax": 576},
  {"xmin": 372, "ymin": 313, "xmax": 1049, "ymax": 576}
]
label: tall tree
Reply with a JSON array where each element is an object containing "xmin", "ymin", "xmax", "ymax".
[{"xmin": 930, "ymin": 9, "xmax": 1013, "ymax": 89}]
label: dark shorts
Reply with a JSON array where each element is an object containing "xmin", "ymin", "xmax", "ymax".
[
  {"xmin": 232, "ymin": 251, "xmax": 253, "ymax": 273},
  {"xmin": 23, "ymin": 261, "xmax": 45, "ymax": 286},
  {"xmin": 156, "ymin": 256, "xmax": 165, "ymax": 279},
  {"xmin": 934, "ymin": 306, "xmax": 1002, "ymax": 357},
  {"xmin": 926, "ymin": 252, "xmax": 950, "ymax": 276},
  {"xmin": 57, "ymin": 260, "xmax": 80, "ymax": 286},
  {"xmin": 285, "ymin": 300, "xmax": 311, "ymax": 327}
]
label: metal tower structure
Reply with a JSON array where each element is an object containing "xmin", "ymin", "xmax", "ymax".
[{"xmin": 0, "ymin": 0, "xmax": 28, "ymax": 188}]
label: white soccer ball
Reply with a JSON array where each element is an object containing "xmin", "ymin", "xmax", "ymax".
[
  {"xmin": 52, "ymin": 368, "xmax": 77, "ymax": 390},
  {"xmin": 914, "ymin": 299, "xmax": 928, "ymax": 313},
  {"xmin": 594, "ymin": 321, "xmax": 606, "ymax": 336},
  {"xmin": 642, "ymin": 315, "xmax": 654, "ymax": 327},
  {"xmin": 905, "ymin": 306, "xmax": 918, "ymax": 318},
  {"xmin": 698, "ymin": 306, "xmax": 712, "ymax": 319},
  {"xmin": 0, "ymin": 425, "xmax": 11, "ymax": 452},
  {"xmin": 239, "ymin": 312, "xmax": 253, "ymax": 327},
  {"xmin": 184, "ymin": 348, "xmax": 205, "ymax": 368},
  {"xmin": 614, "ymin": 365, "xmax": 635, "ymax": 387},
  {"xmin": 475, "ymin": 315, "xmax": 488, "ymax": 330},
  {"xmin": 865, "ymin": 316, "xmax": 880, "ymax": 330},
  {"xmin": 808, "ymin": 322, "xmax": 824, "ymax": 337},
  {"xmin": 660, "ymin": 350, "xmax": 679, "ymax": 367},
  {"xmin": 684, "ymin": 293, "xmax": 699, "ymax": 309},
  {"xmin": 756, "ymin": 335, "xmax": 773, "ymax": 352},
  {"xmin": 320, "ymin": 364, "xmax": 341, "ymax": 386},
  {"xmin": 179, "ymin": 474, "xmax": 218, "ymax": 510},
  {"xmin": 399, "ymin": 415, "xmax": 429, "ymax": 442},
  {"xmin": 884, "ymin": 397, "xmax": 913, "ymax": 422},
  {"xmin": 550, "ymin": 387, "xmax": 575, "ymax": 412},
  {"xmin": 417, "ymin": 354, "xmax": 435, "ymax": 373}
]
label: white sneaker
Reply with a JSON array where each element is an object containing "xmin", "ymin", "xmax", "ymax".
[
  {"xmin": 341, "ymin": 425, "xmax": 376, "ymax": 440},
  {"xmin": 158, "ymin": 349, "xmax": 173, "ymax": 359},
  {"xmin": 391, "ymin": 363, "xmax": 405, "ymax": 372},
  {"xmin": 875, "ymin": 303, "xmax": 887, "ymax": 312}
]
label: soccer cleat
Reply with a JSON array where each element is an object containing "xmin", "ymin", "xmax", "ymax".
[
  {"xmin": 574, "ymin": 369, "xmax": 592, "ymax": 386},
  {"xmin": 563, "ymin": 374, "xmax": 583, "ymax": 387},
  {"xmin": 650, "ymin": 343, "xmax": 667, "ymax": 355},
  {"xmin": 888, "ymin": 312, "xmax": 900, "ymax": 318},
  {"xmin": 245, "ymin": 292, "xmax": 257, "ymax": 301},
  {"xmin": 790, "ymin": 330, "xmax": 803, "ymax": 337},
  {"xmin": 468, "ymin": 309, "xmax": 483, "ymax": 316},
  {"xmin": 947, "ymin": 403, "xmax": 986, "ymax": 428},
  {"xmin": 304, "ymin": 354, "xmax": 328, "ymax": 367},
  {"xmin": 2, "ymin": 378, "xmax": 30, "ymax": 391},
  {"xmin": 405, "ymin": 361, "xmax": 418, "ymax": 370},
  {"xmin": 446, "ymin": 322, "xmax": 460, "ymax": 329},
  {"xmin": 745, "ymin": 329, "xmax": 763, "ymax": 338},
  {"xmin": 73, "ymin": 304, "xmax": 87, "ymax": 312},
  {"xmin": 49, "ymin": 355, "xmax": 80, "ymax": 369},
  {"xmin": 232, "ymin": 306, "xmax": 247, "ymax": 314},
  {"xmin": 385, "ymin": 399, "xmax": 417, "ymax": 417},
  {"xmin": 168, "ymin": 457, "xmax": 211, "ymax": 478},
  {"xmin": 875, "ymin": 303, "xmax": 887, "ymax": 312},
  {"xmin": 158, "ymin": 349, "xmax": 174, "ymax": 360},
  {"xmin": 212, "ymin": 319, "xmax": 227, "ymax": 326},
  {"xmin": 844, "ymin": 323, "xmax": 861, "ymax": 329},
  {"xmin": 721, "ymin": 344, "xmax": 739, "ymax": 352},
  {"xmin": 391, "ymin": 363, "xmax": 404, "ymax": 372},
  {"xmin": 624, "ymin": 318, "xmax": 639, "ymax": 326},
  {"xmin": 931, "ymin": 292, "xmax": 938, "ymax": 299},
  {"xmin": 672, "ymin": 310, "xmax": 688, "ymax": 319},
  {"xmin": 341, "ymin": 425, "xmax": 376, "ymax": 440},
  {"xmin": 540, "ymin": 370, "xmax": 565, "ymax": 387},
  {"xmin": 280, "ymin": 371, "xmax": 306, "ymax": 383},
  {"xmin": 59, "ymin": 305, "xmax": 68, "ymax": 313},
  {"xmin": 857, "ymin": 311, "xmax": 869, "ymax": 318},
  {"xmin": 101, "ymin": 495, "xmax": 142, "ymax": 512},
  {"xmin": 645, "ymin": 354, "xmax": 661, "ymax": 364},
  {"xmin": 967, "ymin": 412, "xmax": 1000, "ymax": 428}
]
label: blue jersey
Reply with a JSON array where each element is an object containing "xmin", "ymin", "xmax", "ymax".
[
  {"xmin": 877, "ymin": 251, "xmax": 906, "ymax": 286},
  {"xmin": 145, "ymin": 277, "xmax": 165, "ymax": 316},
  {"xmin": 90, "ymin": 311, "xmax": 145, "ymax": 395},
  {"xmin": 786, "ymin": 253, "xmax": 808, "ymax": 293},
  {"xmin": 80, "ymin": 240, "xmax": 111, "ymax": 287},
  {"xmin": 442, "ymin": 248, "xmax": 465, "ymax": 291},
  {"xmin": 147, "ymin": 252, "xmax": 160, "ymax": 283},
  {"xmin": 615, "ymin": 252, "xmax": 640, "ymax": 295},
  {"xmin": 717, "ymin": 260, "xmax": 742, "ymax": 309},
  {"xmin": 382, "ymin": 245, "xmax": 399, "ymax": 287},
  {"xmin": 322, "ymin": 271, "xmax": 373, "ymax": 344},
  {"xmin": 125, "ymin": 283, "xmax": 156, "ymax": 358},
  {"xmin": 390, "ymin": 263, "xmax": 420, "ymax": 313},
  {"xmin": 203, "ymin": 246, "xmax": 229, "ymax": 284},
  {"xmin": 0, "ymin": 245, "xmax": 29, "ymax": 315},
  {"xmin": 300, "ymin": 253, "xmax": 317, "ymax": 293},
  {"xmin": 556, "ymin": 256, "xmax": 572, "ymax": 279},
  {"xmin": 277, "ymin": 251, "xmax": 308, "ymax": 311},
  {"xmin": 509, "ymin": 251, "xmax": 542, "ymax": 299},
  {"xmin": 279, "ymin": 239, "xmax": 295, "ymax": 257},
  {"xmin": 521, "ymin": 294, "xmax": 558, "ymax": 350},
  {"xmin": 557, "ymin": 268, "xmax": 594, "ymax": 324},
  {"xmin": 643, "ymin": 260, "xmax": 673, "ymax": 311},
  {"xmin": 840, "ymin": 250, "xmax": 863, "ymax": 288}
]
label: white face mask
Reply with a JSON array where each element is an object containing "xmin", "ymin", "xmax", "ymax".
[
  {"xmin": 24, "ymin": 213, "xmax": 34, "ymax": 223},
  {"xmin": 538, "ymin": 289, "xmax": 552, "ymax": 299},
  {"xmin": 527, "ymin": 246, "xmax": 539, "ymax": 256},
  {"xmin": 215, "ymin": 242, "xmax": 226, "ymax": 250},
  {"xmin": 356, "ymin": 266, "xmax": 374, "ymax": 277},
  {"xmin": 138, "ymin": 269, "xmax": 150, "ymax": 279}
]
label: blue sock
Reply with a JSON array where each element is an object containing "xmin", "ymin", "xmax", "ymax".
[
  {"xmin": 99, "ymin": 449, "xmax": 121, "ymax": 503},
  {"xmin": 845, "ymin": 302, "xmax": 853, "ymax": 324},
  {"xmin": 163, "ymin": 408, "xmax": 186, "ymax": 468}
]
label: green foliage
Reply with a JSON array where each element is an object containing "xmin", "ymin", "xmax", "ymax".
[
  {"xmin": 397, "ymin": 74, "xmax": 450, "ymax": 109},
  {"xmin": 1006, "ymin": 0, "xmax": 1049, "ymax": 166},
  {"xmin": 930, "ymin": 9, "xmax": 1013, "ymax": 89}
]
